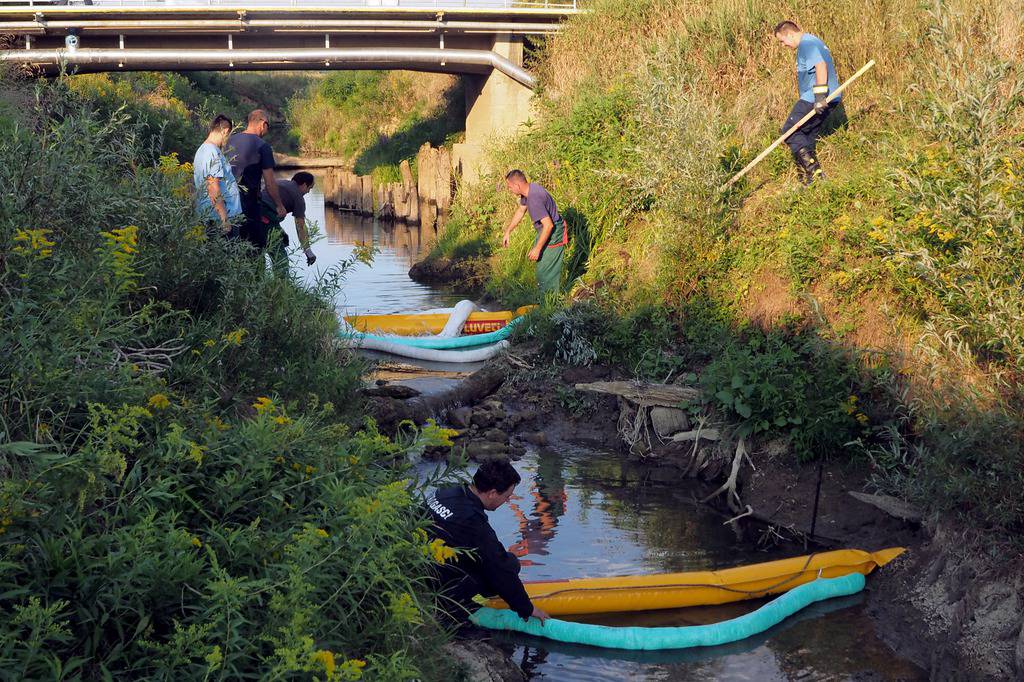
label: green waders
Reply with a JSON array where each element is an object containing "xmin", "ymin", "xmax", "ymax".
[
  {"xmin": 259, "ymin": 195, "xmax": 290, "ymax": 278},
  {"xmin": 535, "ymin": 217, "xmax": 566, "ymax": 297}
]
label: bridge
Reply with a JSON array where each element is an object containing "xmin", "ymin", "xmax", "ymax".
[{"xmin": 0, "ymin": 1, "xmax": 581, "ymax": 179}]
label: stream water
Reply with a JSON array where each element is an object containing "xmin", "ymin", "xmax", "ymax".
[
  {"xmin": 284, "ymin": 170, "xmax": 924, "ymax": 681},
  {"xmin": 276, "ymin": 171, "xmax": 461, "ymax": 315},
  {"xmin": 481, "ymin": 447, "xmax": 926, "ymax": 681}
]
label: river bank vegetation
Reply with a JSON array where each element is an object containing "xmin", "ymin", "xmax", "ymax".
[
  {"xmin": 65, "ymin": 71, "xmax": 310, "ymax": 157},
  {"xmin": 0, "ymin": 73, "xmax": 459, "ymax": 679},
  {"xmin": 428, "ymin": 0, "xmax": 1024, "ymax": 541},
  {"xmin": 287, "ymin": 71, "xmax": 465, "ymax": 183}
]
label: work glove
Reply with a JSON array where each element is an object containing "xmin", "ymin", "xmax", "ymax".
[
  {"xmin": 304, "ymin": 248, "xmax": 316, "ymax": 266},
  {"xmin": 812, "ymin": 84, "xmax": 829, "ymax": 114}
]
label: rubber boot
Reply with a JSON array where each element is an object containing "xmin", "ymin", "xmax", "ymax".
[
  {"xmin": 791, "ymin": 148, "xmax": 808, "ymax": 185},
  {"xmin": 796, "ymin": 147, "xmax": 826, "ymax": 184}
]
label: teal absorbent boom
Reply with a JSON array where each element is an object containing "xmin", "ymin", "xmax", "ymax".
[
  {"xmin": 352, "ymin": 316, "xmax": 521, "ymax": 349},
  {"xmin": 469, "ymin": 573, "xmax": 865, "ymax": 651}
]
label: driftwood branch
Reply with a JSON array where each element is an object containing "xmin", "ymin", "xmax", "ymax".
[
  {"xmin": 722, "ymin": 505, "xmax": 754, "ymax": 525},
  {"xmin": 701, "ymin": 436, "xmax": 748, "ymax": 513},
  {"xmin": 574, "ymin": 381, "xmax": 700, "ymax": 407},
  {"xmin": 848, "ymin": 491, "xmax": 923, "ymax": 523}
]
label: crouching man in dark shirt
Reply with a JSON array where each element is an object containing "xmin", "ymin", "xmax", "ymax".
[{"xmin": 425, "ymin": 460, "xmax": 550, "ymax": 630}]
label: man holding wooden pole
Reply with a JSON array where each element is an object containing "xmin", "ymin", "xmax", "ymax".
[{"xmin": 774, "ymin": 21, "xmax": 840, "ymax": 185}]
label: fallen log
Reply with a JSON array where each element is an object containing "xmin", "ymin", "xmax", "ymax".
[
  {"xmin": 574, "ymin": 381, "xmax": 700, "ymax": 407},
  {"xmin": 368, "ymin": 362, "xmax": 507, "ymax": 433}
]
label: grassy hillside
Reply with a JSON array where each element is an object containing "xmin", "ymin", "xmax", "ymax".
[
  {"xmin": 433, "ymin": 0, "xmax": 1024, "ymax": 537},
  {"xmin": 287, "ymin": 71, "xmax": 465, "ymax": 181},
  {"xmin": 0, "ymin": 72, "xmax": 457, "ymax": 679}
]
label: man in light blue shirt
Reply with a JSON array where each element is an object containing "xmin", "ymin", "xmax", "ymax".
[
  {"xmin": 193, "ymin": 114, "xmax": 242, "ymax": 236},
  {"xmin": 775, "ymin": 21, "xmax": 840, "ymax": 185}
]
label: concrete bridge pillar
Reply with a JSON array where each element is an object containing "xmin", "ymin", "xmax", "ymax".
[{"xmin": 452, "ymin": 34, "xmax": 535, "ymax": 184}]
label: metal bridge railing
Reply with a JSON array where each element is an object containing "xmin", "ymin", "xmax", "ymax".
[{"xmin": 0, "ymin": 0, "xmax": 579, "ymax": 10}]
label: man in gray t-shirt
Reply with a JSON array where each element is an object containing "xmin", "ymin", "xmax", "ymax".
[
  {"xmin": 259, "ymin": 171, "xmax": 317, "ymax": 276},
  {"xmin": 502, "ymin": 169, "xmax": 568, "ymax": 297}
]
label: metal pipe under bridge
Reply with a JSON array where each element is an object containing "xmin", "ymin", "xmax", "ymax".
[
  {"xmin": 0, "ymin": 1, "xmax": 581, "ymax": 180},
  {"xmin": 0, "ymin": 2, "xmax": 577, "ymax": 81}
]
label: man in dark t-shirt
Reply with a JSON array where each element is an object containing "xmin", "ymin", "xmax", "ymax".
[
  {"xmin": 227, "ymin": 109, "xmax": 286, "ymax": 253},
  {"xmin": 259, "ymin": 171, "xmax": 317, "ymax": 276},
  {"xmin": 501, "ymin": 169, "xmax": 568, "ymax": 298}
]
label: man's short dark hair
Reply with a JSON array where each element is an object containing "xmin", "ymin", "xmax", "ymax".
[
  {"xmin": 473, "ymin": 460, "xmax": 521, "ymax": 493},
  {"xmin": 774, "ymin": 20, "xmax": 800, "ymax": 35},
  {"xmin": 209, "ymin": 114, "xmax": 232, "ymax": 133},
  {"xmin": 292, "ymin": 171, "xmax": 315, "ymax": 188},
  {"xmin": 505, "ymin": 169, "xmax": 527, "ymax": 182},
  {"xmin": 247, "ymin": 109, "xmax": 269, "ymax": 126}
]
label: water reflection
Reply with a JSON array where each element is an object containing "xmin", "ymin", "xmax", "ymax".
[
  {"xmin": 276, "ymin": 171, "xmax": 461, "ymax": 315},
  {"xmin": 507, "ymin": 448, "xmax": 568, "ymax": 566},
  {"xmin": 482, "ymin": 446, "xmax": 926, "ymax": 681}
]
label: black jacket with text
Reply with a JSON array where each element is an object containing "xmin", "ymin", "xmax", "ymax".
[{"xmin": 425, "ymin": 485, "xmax": 533, "ymax": 620}]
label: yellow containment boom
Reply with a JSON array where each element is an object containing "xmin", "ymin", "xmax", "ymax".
[
  {"xmin": 488, "ymin": 547, "xmax": 904, "ymax": 616},
  {"xmin": 345, "ymin": 305, "xmax": 535, "ymax": 336}
]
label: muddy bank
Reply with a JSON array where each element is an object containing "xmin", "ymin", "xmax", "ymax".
[
  {"xmin": 369, "ymin": 347, "xmax": 1023, "ymax": 680},
  {"xmin": 408, "ymin": 254, "xmax": 488, "ymax": 291}
]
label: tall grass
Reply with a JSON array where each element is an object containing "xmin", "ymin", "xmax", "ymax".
[{"xmin": 0, "ymin": 74, "xmax": 459, "ymax": 679}]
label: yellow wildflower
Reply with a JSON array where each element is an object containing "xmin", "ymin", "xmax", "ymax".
[
  {"xmin": 274, "ymin": 415, "xmax": 293, "ymax": 426},
  {"xmin": 348, "ymin": 455, "xmax": 360, "ymax": 466},
  {"xmin": 210, "ymin": 416, "xmax": 230, "ymax": 432},
  {"xmin": 427, "ymin": 538, "xmax": 456, "ymax": 565},
  {"xmin": 312, "ymin": 650, "xmax": 337, "ymax": 679},
  {"xmin": 203, "ymin": 339, "xmax": 217, "ymax": 348},
  {"xmin": 274, "ymin": 455, "xmax": 286, "ymax": 464},
  {"xmin": 222, "ymin": 328, "xmax": 247, "ymax": 346},
  {"xmin": 13, "ymin": 228, "xmax": 56, "ymax": 260},
  {"xmin": 99, "ymin": 225, "xmax": 140, "ymax": 285},
  {"xmin": 187, "ymin": 223, "xmax": 206, "ymax": 241},
  {"xmin": 187, "ymin": 441, "xmax": 207, "ymax": 465},
  {"xmin": 205, "ymin": 645, "xmax": 223, "ymax": 670},
  {"xmin": 191, "ymin": 536, "xmax": 202, "ymax": 548},
  {"xmin": 339, "ymin": 658, "xmax": 366, "ymax": 681},
  {"xmin": 158, "ymin": 152, "xmax": 182, "ymax": 175},
  {"xmin": 147, "ymin": 393, "xmax": 171, "ymax": 410},
  {"xmin": 315, "ymin": 528, "xmax": 329, "ymax": 538},
  {"xmin": 855, "ymin": 413, "xmax": 869, "ymax": 426},
  {"xmin": 389, "ymin": 592, "xmax": 420, "ymax": 624},
  {"xmin": 253, "ymin": 396, "xmax": 275, "ymax": 414},
  {"xmin": 305, "ymin": 465, "xmax": 315, "ymax": 475}
]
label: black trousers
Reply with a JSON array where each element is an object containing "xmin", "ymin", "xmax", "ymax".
[{"xmin": 781, "ymin": 99, "xmax": 836, "ymax": 154}]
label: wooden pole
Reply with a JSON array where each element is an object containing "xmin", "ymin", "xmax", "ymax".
[{"xmin": 719, "ymin": 59, "xmax": 876, "ymax": 192}]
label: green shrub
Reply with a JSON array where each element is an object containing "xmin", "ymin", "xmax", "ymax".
[
  {"xmin": 696, "ymin": 328, "xmax": 867, "ymax": 461},
  {"xmin": 0, "ymin": 76, "xmax": 457, "ymax": 680}
]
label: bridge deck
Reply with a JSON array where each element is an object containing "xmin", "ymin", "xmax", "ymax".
[{"xmin": 0, "ymin": 1, "xmax": 580, "ymax": 76}]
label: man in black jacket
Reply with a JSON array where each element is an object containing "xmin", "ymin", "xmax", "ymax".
[{"xmin": 426, "ymin": 460, "xmax": 550, "ymax": 629}]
